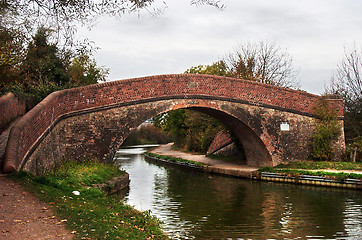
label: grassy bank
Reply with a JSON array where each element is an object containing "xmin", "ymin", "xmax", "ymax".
[
  {"xmin": 145, "ymin": 152, "xmax": 208, "ymax": 167},
  {"xmin": 259, "ymin": 161, "xmax": 362, "ymax": 180},
  {"xmin": 10, "ymin": 160, "xmax": 167, "ymax": 240},
  {"xmin": 274, "ymin": 161, "xmax": 362, "ymax": 171},
  {"xmin": 259, "ymin": 168, "xmax": 362, "ymax": 180}
]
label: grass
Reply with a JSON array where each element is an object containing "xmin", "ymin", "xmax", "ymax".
[
  {"xmin": 9, "ymin": 160, "xmax": 168, "ymax": 240},
  {"xmin": 274, "ymin": 160, "xmax": 362, "ymax": 171},
  {"xmin": 259, "ymin": 166, "xmax": 362, "ymax": 181},
  {"xmin": 145, "ymin": 152, "xmax": 208, "ymax": 167}
]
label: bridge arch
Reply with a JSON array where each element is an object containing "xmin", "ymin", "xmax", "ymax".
[{"xmin": 3, "ymin": 74, "xmax": 344, "ymax": 173}]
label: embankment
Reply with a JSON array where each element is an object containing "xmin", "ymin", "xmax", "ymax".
[{"xmin": 148, "ymin": 144, "xmax": 362, "ymax": 190}]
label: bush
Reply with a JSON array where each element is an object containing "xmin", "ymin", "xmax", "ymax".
[
  {"xmin": 345, "ymin": 137, "xmax": 362, "ymax": 162},
  {"xmin": 122, "ymin": 124, "xmax": 173, "ymax": 146},
  {"xmin": 311, "ymin": 98, "xmax": 341, "ymax": 161}
]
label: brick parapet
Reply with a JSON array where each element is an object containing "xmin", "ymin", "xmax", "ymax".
[
  {"xmin": 3, "ymin": 74, "xmax": 342, "ymax": 172},
  {"xmin": 0, "ymin": 93, "xmax": 26, "ymax": 134},
  {"xmin": 326, "ymin": 98, "xmax": 344, "ymax": 117}
]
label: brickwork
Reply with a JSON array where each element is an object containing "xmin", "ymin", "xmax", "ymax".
[
  {"xmin": 22, "ymin": 98, "xmax": 342, "ymax": 173},
  {"xmin": 0, "ymin": 93, "xmax": 26, "ymax": 134},
  {"xmin": 3, "ymin": 74, "xmax": 345, "ymax": 173},
  {"xmin": 206, "ymin": 130, "xmax": 233, "ymax": 155}
]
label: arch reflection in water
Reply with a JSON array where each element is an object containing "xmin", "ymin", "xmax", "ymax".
[{"xmin": 114, "ymin": 146, "xmax": 362, "ymax": 239}]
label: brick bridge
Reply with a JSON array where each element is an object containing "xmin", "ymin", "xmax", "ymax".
[{"xmin": 3, "ymin": 74, "xmax": 344, "ymax": 173}]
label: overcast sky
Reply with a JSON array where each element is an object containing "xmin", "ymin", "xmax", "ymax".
[{"xmin": 77, "ymin": 0, "xmax": 362, "ymax": 94}]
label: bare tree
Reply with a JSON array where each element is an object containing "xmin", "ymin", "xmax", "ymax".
[
  {"xmin": 330, "ymin": 44, "xmax": 362, "ymax": 104},
  {"xmin": 191, "ymin": 0, "xmax": 225, "ymax": 9},
  {"xmin": 224, "ymin": 41, "xmax": 299, "ymax": 89},
  {"xmin": 329, "ymin": 44, "xmax": 362, "ymax": 142},
  {"xmin": 1, "ymin": 0, "xmax": 224, "ymax": 51},
  {"xmin": 1, "ymin": 0, "xmax": 159, "ymax": 52}
]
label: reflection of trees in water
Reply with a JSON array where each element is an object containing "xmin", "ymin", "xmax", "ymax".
[
  {"xmin": 344, "ymin": 198, "xmax": 362, "ymax": 237},
  {"xmin": 162, "ymin": 166, "xmax": 361, "ymax": 239},
  {"xmin": 165, "ymin": 169, "xmax": 264, "ymax": 238},
  {"xmin": 260, "ymin": 185, "xmax": 362, "ymax": 239},
  {"xmin": 260, "ymin": 185, "xmax": 348, "ymax": 239}
]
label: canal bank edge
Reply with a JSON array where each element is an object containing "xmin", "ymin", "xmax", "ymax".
[
  {"xmin": 145, "ymin": 152, "xmax": 362, "ymax": 190},
  {"xmin": 93, "ymin": 172, "xmax": 130, "ymax": 195}
]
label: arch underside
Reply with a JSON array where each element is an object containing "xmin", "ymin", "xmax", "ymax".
[
  {"xmin": 22, "ymin": 97, "xmax": 316, "ymax": 173},
  {"xmin": 189, "ymin": 107, "xmax": 271, "ymax": 166}
]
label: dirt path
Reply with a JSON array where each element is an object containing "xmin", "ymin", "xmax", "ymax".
[
  {"xmin": 0, "ymin": 176, "xmax": 73, "ymax": 240},
  {"xmin": 150, "ymin": 143, "xmax": 258, "ymax": 173}
]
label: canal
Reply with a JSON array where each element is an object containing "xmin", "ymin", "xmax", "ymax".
[{"xmin": 114, "ymin": 146, "xmax": 362, "ymax": 239}]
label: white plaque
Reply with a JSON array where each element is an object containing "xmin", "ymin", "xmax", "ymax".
[{"xmin": 280, "ymin": 122, "xmax": 290, "ymax": 131}]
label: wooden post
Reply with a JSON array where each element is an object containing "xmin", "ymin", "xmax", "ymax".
[{"xmin": 352, "ymin": 147, "xmax": 357, "ymax": 163}]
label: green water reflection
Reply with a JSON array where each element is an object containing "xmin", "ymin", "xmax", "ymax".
[{"xmin": 115, "ymin": 147, "xmax": 362, "ymax": 239}]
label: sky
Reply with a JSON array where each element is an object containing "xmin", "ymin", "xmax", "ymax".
[{"xmin": 77, "ymin": 0, "xmax": 362, "ymax": 95}]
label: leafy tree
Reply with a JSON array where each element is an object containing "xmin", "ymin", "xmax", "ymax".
[
  {"xmin": 154, "ymin": 109, "xmax": 188, "ymax": 146},
  {"xmin": 0, "ymin": 25, "xmax": 25, "ymax": 94},
  {"xmin": 224, "ymin": 41, "xmax": 299, "ymax": 88},
  {"xmin": 20, "ymin": 28, "xmax": 108, "ymax": 87},
  {"xmin": 69, "ymin": 53, "xmax": 109, "ymax": 86},
  {"xmin": 122, "ymin": 124, "xmax": 173, "ymax": 146},
  {"xmin": 227, "ymin": 56, "xmax": 255, "ymax": 81},
  {"xmin": 2, "ymin": 27, "xmax": 108, "ymax": 109},
  {"xmin": 21, "ymin": 28, "xmax": 70, "ymax": 85},
  {"xmin": 183, "ymin": 110, "xmax": 224, "ymax": 153},
  {"xmin": 185, "ymin": 60, "xmax": 228, "ymax": 76},
  {"xmin": 153, "ymin": 109, "xmax": 223, "ymax": 153}
]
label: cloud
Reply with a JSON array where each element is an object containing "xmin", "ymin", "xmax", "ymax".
[{"xmin": 78, "ymin": 0, "xmax": 362, "ymax": 94}]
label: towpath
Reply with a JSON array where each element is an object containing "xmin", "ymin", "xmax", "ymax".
[
  {"xmin": 150, "ymin": 143, "xmax": 258, "ymax": 178},
  {"xmin": 150, "ymin": 143, "xmax": 362, "ymax": 176},
  {"xmin": 0, "ymin": 176, "xmax": 73, "ymax": 240}
]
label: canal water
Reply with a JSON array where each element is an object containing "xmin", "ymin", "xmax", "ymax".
[{"xmin": 114, "ymin": 146, "xmax": 362, "ymax": 239}]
